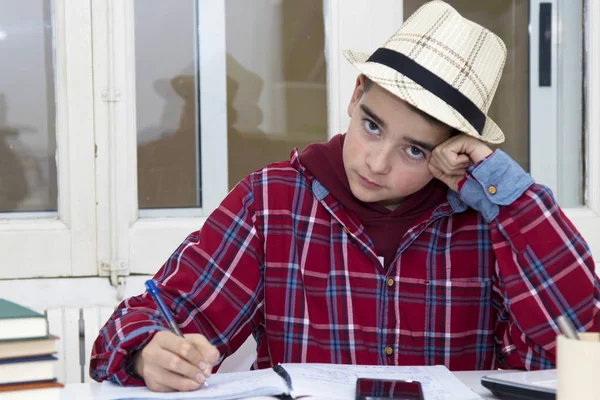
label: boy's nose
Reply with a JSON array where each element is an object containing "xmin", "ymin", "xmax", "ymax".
[{"xmin": 366, "ymin": 148, "xmax": 392, "ymax": 175}]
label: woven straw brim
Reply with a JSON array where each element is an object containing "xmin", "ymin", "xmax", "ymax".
[{"xmin": 343, "ymin": 50, "xmax": 505, "ymax": 144}]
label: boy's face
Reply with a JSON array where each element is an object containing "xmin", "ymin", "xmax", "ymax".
[{"xmin": 343, "ymin": 75, "xmax": 453, "ymax": 209}]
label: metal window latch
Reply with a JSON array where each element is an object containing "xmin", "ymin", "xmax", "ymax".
[{"xmin": 100, "ymin": 260, "xmax": 128, "ymax": 300}]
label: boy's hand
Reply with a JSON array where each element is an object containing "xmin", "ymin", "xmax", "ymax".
[
  {"xmin": 428, "ymin": 134, "xmax": 493, "ymax": 192},
  {"xmin": 133, "ymin": 331, "xmax": 220, "ymax": 392}
]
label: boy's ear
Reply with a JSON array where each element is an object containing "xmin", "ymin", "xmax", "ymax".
[{"xmin": 347, "ymin": 75, "xmax": 367, "ymax": 117}]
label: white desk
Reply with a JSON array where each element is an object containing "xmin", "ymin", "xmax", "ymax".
[{"xmin": 0, "ymin": 371, "xmax": 500, "ymax": 400}]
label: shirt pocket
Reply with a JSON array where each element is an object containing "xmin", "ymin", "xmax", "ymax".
[{"xmin": 423, "ymin": 277, "xmax": 493, "ymax": 336}]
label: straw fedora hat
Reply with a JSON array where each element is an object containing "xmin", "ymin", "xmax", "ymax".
[{"xmin": 343, "ymin": 0, "xmax": 507, "ymax": 143}]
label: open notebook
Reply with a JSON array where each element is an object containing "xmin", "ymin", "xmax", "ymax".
[{"xmin": 101, "ymin": 363, "xmax": 483, "ymax": 400}]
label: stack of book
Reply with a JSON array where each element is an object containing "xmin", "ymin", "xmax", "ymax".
[{"xmin": 0, "ymin": 298, "xmax": 63, "ymax": 392}]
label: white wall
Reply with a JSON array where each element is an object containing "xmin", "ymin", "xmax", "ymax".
[{"xmin": 0, "ymin": 276, "xmax": 148, "ymax": 313}]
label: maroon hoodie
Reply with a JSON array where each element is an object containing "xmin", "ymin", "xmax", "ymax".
[{"xmin": 300, "ymin": 134, "xmax": 447, "ymax": 269}]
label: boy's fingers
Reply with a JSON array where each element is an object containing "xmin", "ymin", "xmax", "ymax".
[
  {"xmin": 185, "ymin": 334, "xmax": 220, "ymax": 361},
  {"xmin": 156, "ymin": 332, "xmax": 205, "ymax": 370},
  {"xmin": 150, "ymin": 368, "xmax": 204, "ymax": 392},
  {"xmin": 429, "ymin": 161, "xmax": 462, "ymax": 192},
  {"xmin": 428, "ymin": 161, "xmax": 445, "ymax": 180},
  {"xmin": 433, "ymin": 146, "xmax": 465, "ymax": 171},
  {"xmin": 428, "ymin": 158, "xmax": 439, "ymax": 172},
  {"xmin": 145, "ymin": 381, "xmax": 172, "ymax": 393},
  {"xmin": 152, "ymin": 347, "xmax": 204, "ymax": 382},
  {"xmin": 433, "ymin": 150, "xmax": 468, "ymax": 174},
  {"xmin": 153, "ymin": 332, "xmax": 219, "ymax": 379},
  {"xmin": 431, "ymin": 149, "xmax": 453, "ymax": 173},
  {"xmin": 185, "ymin": 334, "xmax": 221, "ymax": 375}
]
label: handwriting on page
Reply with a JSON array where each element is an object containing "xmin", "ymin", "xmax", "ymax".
[
  {"xmin": 101, "ymin": 364, "xmax": 482, "ymax": 400},
  {"xmin": 283, "ymin": 364, "xmax": 482, "ymax": 400}
]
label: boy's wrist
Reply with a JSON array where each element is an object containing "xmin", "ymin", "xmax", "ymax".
[
  {"xmin": 468, "ymin": 145, "xmax": 494, "ymax": 164},
  {"xmin": 127, "ymin": 350, "xmax": 144, "ymax": 380}
]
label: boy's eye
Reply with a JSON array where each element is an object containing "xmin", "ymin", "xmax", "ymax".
[
  {"xmin": 405, "ymin": 146, "xmax": 425, "ymax": 160},
  {"xmin": 363, "ymin": 120, "xmax": 380, "ymax": 135}
]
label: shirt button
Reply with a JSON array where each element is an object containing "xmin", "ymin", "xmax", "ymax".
[
  {"xmin": 487, "ymin": 185, "xmax": 497, "ymax": 195},
  {"xmin": 386, "ymin": 278, "xmax": 394, "ymax": 287},
  {"xmin": 343, "ymin": 227, "xmax": 350, "ymax": 234},
  {"xmin": 384, "ymin": 346, "xmax": 393, "ymax": 356}
]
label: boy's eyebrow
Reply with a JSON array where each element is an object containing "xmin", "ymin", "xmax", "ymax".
[
  {"xmin": 402, "ymin": 136, "xmax": 436, "ymax": 153},
  {"xmin": 360, "ymin": 104, "xmax": 437, "ymax": 152},
  {"xmin": 360, "ymin": 105, "xmax": 387, "ymax": 130}
]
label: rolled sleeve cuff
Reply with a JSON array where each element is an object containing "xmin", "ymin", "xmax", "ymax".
[
  {"xmin": 107, "ymin": 325, "xmax": 169, "ymax": 386},
  {"xmin": 459, "ymin": 150, "xmax": 534, "ymax": 222}
]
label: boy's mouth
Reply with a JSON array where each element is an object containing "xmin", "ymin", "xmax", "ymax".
[{"xmin": 358, "ymin": 174, "xmax": 382, "ymax": 189}]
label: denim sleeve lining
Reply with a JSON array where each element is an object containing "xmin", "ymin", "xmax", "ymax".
[{"xmin": 459, "ymin": 150, "xmax": 534, "ymax": 222}]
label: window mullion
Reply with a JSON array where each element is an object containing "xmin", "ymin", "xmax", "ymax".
[
  {"xmin": 92, "ymin": 0, "xmax": 136, "ymax": 280},
  {"xmin": 57, "ymin": 0, "xmax": 97, "ymax": 276},
  {"xmin": 197, "ymin": 0, "xmax": 228, "ymax": 212}
]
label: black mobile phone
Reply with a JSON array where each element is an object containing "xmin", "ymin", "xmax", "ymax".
[{"xmin": 355, "ymin": 378, "xmax": 424, "ymax": 400}]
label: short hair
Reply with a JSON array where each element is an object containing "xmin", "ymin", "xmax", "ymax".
[{"xmin": 362, "ymin": 76, "xmax": 454, "ymax": 132}]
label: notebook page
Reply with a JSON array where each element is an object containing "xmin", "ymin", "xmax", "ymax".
[
  {"xmin": 283, "ymin": 363, "xmax": 483, "ymax": 400},
  {"xmin": 101, "ymin": 368, "xmax": 287, "ymax": 399}
]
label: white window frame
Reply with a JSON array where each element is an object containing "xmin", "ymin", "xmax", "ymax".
[
  {"xmin": 1, "ymin": 0, "xmax": 596, "ymax": 282},
  {"xmin": 529, "ymin": 0, "xmax": 585, "ymax": 207},
  {"xmin": 105, "ymin": 0, "xmax": 399, "ymax": 277},
  {"xmin": 95, "ymin": 0, "xmax": 600, "ymax": 278},
  {"xmin": 530, "ymin": 0, "xmax": 600, "ymax": 265},
  {"xmin": 328, "ymin": 0, "xmax": 600, "ymax": 266},
  {"xmin": 570, "ymin": 0, "xmax": 600, "ymax": 265},
  {"xmin": 529, "ymin": 0, "xmax": 560, "ymax": 199},
  {"xmin": 325, "ymin": 0, "xmax": 404, "ymax": 137},
  {"xmin": 0, "ymin": 0, "xmax": 97, "ymax": 279},
  {"xmin": 92, "ymin": 0, "xmax": 227, "ymax": 277}
]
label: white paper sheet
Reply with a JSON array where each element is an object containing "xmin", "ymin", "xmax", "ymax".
[
  {"xmin": 284, "ymin": 363, "xmax": 482, "ymax": 400},
  {"xmin": 101, "ymin": 368, "xmax": 286, "ymax": 399},
  {"xmin": 101, "ymin": 363, "xmax": 483, "ymax": 400}
]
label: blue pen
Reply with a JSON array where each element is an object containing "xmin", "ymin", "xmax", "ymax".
[
  {"xmin": 145, "ymin": 279, "xmax": 209, "ymax": 388},
  {"xmin": 145, "ymin": 280, "xmax": 184, "ymax": 336}
]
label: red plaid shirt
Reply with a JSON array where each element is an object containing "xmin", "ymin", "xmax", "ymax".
[{"xmin": 91, "ymin": 149, "xmax": 599, "ymax": 385}]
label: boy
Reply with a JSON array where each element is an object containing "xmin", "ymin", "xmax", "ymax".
[{"xmin": 91, "ymin": 1, "xmax": 600, "ymax": 392}]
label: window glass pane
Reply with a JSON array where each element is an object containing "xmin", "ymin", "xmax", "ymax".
[
  {"xmin": 226, "ymin": 0, "xmax": 328, "ymax": 189},
  {"xmin": 556, "ymin": 0, "xmax": 584, "ymax": 207},
  {"xmin": 403, "ymin": 0, "xmax": 585, "ymax": 207},
  {"xmin": 135, "ymin": 0, "xmax": 200, "ymax": 209},
  {"xmin": 0, "ymin": 0, "xmax": 57, "ymax": 212}
]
